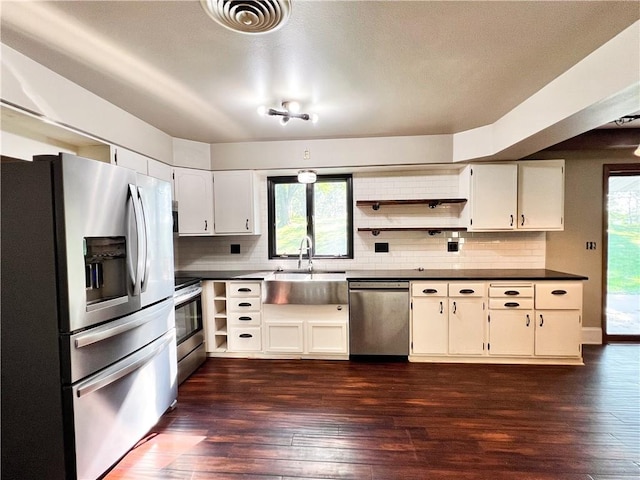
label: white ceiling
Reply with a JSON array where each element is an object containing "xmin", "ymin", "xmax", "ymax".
[{"xmin": 1, "ymin": 1, "xmax": 639, "ymax": 145}]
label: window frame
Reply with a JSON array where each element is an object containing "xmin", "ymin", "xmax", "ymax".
[{"xmin": 267, "ymin": 174, "xmax": 354, "ymax": 260}]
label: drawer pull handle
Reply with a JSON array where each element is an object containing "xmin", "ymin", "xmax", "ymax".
[
  {"xmin": 238, "ymin": 302, "xmax": 252, "ymax": 307},
  {"xmin": 551, "ymin": 289, "xmax": 567, "ymax": 295},
  {"xmin": 423, "ymin": 288, "xmax": 438, "ymax": 294},
  {"xmin": 459, "ymin": 289, "xmax": 474, "ymax": 294},
  {"xmin": 539, "ymin": 314, "xmax": 544, "ymax": 327},
  {"xmin": 504, "ymin": 302, "xmax": 520, "ymax": 308},
  {"xmin": 504, "ymin": 290, "xmax": 520, "ymax": 296},
  {"xmin": 238, "ymin": 288, "xmax": 252, "ymax": 292},
  {"xmin": 452, "ymin": 301, "xmax": 457, "ymax": 314},
  {"xmin": 526, "ymin": 314, "xmax": 530, "ymax": 327},
  {"xmin": 439, "ymin": 301, "xmax": 443, "ymax": 314},
  {"xmin": 239, "ymin": 333, "xmax": 253, "ymax": 339},
  {"xmin": 238, "ymin": 316, "xmax": 252, "ymax": 321}
]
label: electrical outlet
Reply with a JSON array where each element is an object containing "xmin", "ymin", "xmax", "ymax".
[
  {"xmin": 447, "ymin": 241, "xmax": 459, "ymax": 252},
  {"xmin": 586, "ymin": 241, "xmax": 597, "ymax": 250},
  {"xmin": 374, "ymin": 242, "xmax": 389, "ymax": 253},
  {"xmin": 230, "ymin": 244, "xmax": 241, "ymax": 254}
]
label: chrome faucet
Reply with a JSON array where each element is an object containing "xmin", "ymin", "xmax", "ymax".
[{"xmin": 298, "ymin": 235, "xmax": 313, "ymax": 271}]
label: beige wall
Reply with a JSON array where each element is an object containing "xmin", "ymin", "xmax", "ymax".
[{"xmin": 540, "ymin": 149, "xmax": 639, "ymax": 330}]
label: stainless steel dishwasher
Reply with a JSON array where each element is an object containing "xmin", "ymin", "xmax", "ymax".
[{"xmin": 348, "ymin": 281, "xmax": 410, "ymax": 358}]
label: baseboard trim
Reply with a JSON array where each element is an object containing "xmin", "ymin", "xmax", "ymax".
[{"xmin": 582, "ymin": 327, "xmax": 603, "ymax": 345}]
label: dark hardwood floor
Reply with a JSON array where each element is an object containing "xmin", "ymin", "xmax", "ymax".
[{"xmin": 106, "ymin": 345, "xmax": 639, "ymax": 479}]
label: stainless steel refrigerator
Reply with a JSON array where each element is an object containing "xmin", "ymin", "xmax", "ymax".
[{"xmin": 1, "ymin": 153, "xmax": 177, "ymax": 480}]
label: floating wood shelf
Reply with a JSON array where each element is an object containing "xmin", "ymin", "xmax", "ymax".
[
  {"xmin": 356, "ymin": 198, "xmax": 467, "ymax": 210},
  {"xmin": 358, "ymin": 227, "xmax": 468, "ymax": 236}
]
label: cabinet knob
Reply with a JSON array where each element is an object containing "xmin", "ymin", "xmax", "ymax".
[
  {"xmin": 245, "ymin": 219, "xmax": 249, "ymax": 230},
  {"xmin": 510, "ymin": 214, "xmax": 514, "ymax": 227},
  {"xmin": 539, "ymin": 314, "xmax": 544, "ymax": 327},
  {"xmin": 238, "ymin": 288, "xmax": 252, "ymax": 292},
  {"xmin": 452, "ymin": 301, "xmax": 457, "ymax": 314},
  {"xmin": 521, "ymin": 214, "xmax": 525, "ymax": 226},
  {"xmin": 526, "ymin": 314, "xmax": 530, "ymax": 327},
  {"xmin": 239, "ymin": 316, "xmax": 252, "ymax": 321},
  {"xmin": 439, "ymin": 301, "xmax": 443, "ymax": 314},
  {"xmin": 459, "ymin": 289, "xmax": 474, "ymax": 294},
  {"xmin": 504, "ymin": 290, "xmax": 520, "ymax": 296},
  {"xmin": 239, "ymin": 333, "xmax": 253, "ymax": 338},
  {"xmin": 423, "ymin": 288, "xmax": 438, "ymax": 294},
  {"xmin": 205, "ymin": 220, "xmax": 208, "ymax": 230},
  {"xmin": 238, "ymin": 302, "xmax": 252, "ymax": 307},
  {"xmin": 551, "ymin": 289, "xmax": 567, "ymax": 295},
  {"xmin": 504, "ymin": 302, "xmax": 520, "ymax": 308}
]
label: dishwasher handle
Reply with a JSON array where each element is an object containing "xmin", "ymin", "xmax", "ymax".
[{"xmin": 349, "ymin": 281, "xmax": 409, "ymax": 290}]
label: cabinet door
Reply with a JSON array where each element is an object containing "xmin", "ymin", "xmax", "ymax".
[
  {"xmin": 264, "ymin": 321, "xmax": 304, "ymax": 353},
  {"xmin": 411, "ymin": 297, "xmax": 448, "ymax": 355},
  {"xmin": 113, "ymin": 147, "xmax": 148, "ymax": 174},
  {"xmin": 469, "ymin": 164, "xmax": 517, "ymax": 231},
  {"xmin": 306, "ymin": 321, "xmax": 348, "ymax": 354},
  {"xmin": 535, "ymin": 311, "xmax": 581, "ymax": 357},
  {"xmin": 147, "ymin": 159, "xmax": 173, "ymax": 184},
  {"xmin": 448, "ymin": 298, "xmax": 485, "ymax": 355},
  {"xmin": 518, "ymin": 161, "xmax": 564, "ymax": 230},
  {"xmin": 213, "ymin": 170, "xmax": 259, "ymax": 235},
  {"xmin": 488, "ymin": 310, "xmax": 534, "ymax": 356},
  {"xmin": 173, "ymin": 167, "xmax": 213, "ymax": 235}
]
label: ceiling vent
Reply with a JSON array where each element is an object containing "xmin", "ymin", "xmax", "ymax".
[{"xmin": 200, "ymin": 0, "xmax": 291, "ymax": 34}]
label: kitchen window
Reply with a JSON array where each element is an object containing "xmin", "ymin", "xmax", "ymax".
[{"xmin": 267, "ymin": 174, "xmax": 353, "ymax": 259}]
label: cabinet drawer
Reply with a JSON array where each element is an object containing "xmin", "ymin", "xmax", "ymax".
[
  {"xmin": 489, "ymin": 285, "xmax": 534, "ymax": 298},
  {"xmin": 228, "ymin": 312, "xmax": 261, "ymax": 326},
  {"xmin": 412, "ymin": 282, "xmax": 448, "ymax": 297},
  {"xmin": 489, "ymin": 298, "xmax": 534, "ymax": 310},
  {"xmin": 536, "ymin": 282, "xmax": 582, "ymax": 309},
  {"xmin": 227, "ymin": 327, "xmax": 261, "ymax": 352},
  {"xmin": 228, "ymin": 282, "xmax": 261, "ymax": 297},
  {"xmin": 449, "ymin": 283, "xmax": 485, "ymax": 297},
  {"xmin": 228, "ymin": 297, "xmax": 261, "ymax": 312}
]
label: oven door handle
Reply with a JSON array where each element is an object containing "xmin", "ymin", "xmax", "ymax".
[
  {"xmin": 174, "ymin": 286, "xmax": 203, "ymax": 306},
  {"xmin": 76, "ymin": 333, "xmax": 172, "ymax": 398},
  {"xmin": 74, "ymin": 311, "xmax": 158, "ymax": 348}
]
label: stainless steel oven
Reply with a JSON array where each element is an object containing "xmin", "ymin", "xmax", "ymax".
[{"xmin": 174, "ymin": 278, "xmax": 206, "ymax": 384}]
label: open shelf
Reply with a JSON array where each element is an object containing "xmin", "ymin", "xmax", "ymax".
[
  {"xmin": 356, "ymin": 198, "xmax": 467, "ymax": 210},
  {"xmin": 358, "ymin": 227, "xmax": 467, "ymax": 236}
]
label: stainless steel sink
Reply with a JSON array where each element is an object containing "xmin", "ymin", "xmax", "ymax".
[{"xmin": 263, "ymin": 271, "xmax": 348, "ymax": 304}]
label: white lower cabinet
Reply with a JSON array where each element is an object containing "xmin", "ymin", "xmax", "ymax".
[
  {"xmin": 263, "ymin": 304, "xmax": 348, "ymax": 358},
  {"xmin": 226, "ymin": 281, "xmax": 262, "ymax": 353},
  {"xmin": 411, "ymin": 280, "xmax": 583, "ymax": 364}
]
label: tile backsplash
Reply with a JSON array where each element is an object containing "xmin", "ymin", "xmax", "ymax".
[{"xmin": 175, "ymin": 169, "xmax": 545, "ymax": 272}]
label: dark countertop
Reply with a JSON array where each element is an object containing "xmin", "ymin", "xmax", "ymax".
[{"xmin": 175, "ymin": 269, "xmax": 587, "ymax": 282}]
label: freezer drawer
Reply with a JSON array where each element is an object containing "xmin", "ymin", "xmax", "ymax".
[
  {"xmin": 68, "ymin": 329, "xmax": 177, "ymax": 480},
  {"xmin": 64, "ymin": 298, "xmax": 175, "ymax": 384}
]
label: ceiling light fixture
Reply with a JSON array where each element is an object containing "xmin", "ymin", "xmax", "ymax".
[
  {"xmin": 614, "ymin": 115, "xmax": 640, "ymax": 126},
  {"xmin": 200, "ymin": 0, "xmax": 291, "ymax": 34},
  {"xmin": 258, "ymin": 101, "xmax": 319, "ymax": 126},
  {"xmin": 297, "ymin": 170, "xmax": 317, "ymax": 184}
]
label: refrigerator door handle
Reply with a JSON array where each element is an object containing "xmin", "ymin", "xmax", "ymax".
[
  {"xmin": 128, "ymin": 184, "xmax": 145, "ymax": 296},
  {"xmin": 76, "ymin": 333, "xmax": 172, "ymax": 398},
  {"xmin": 74, "ymin": 311, "xmax": 158, "ymax": 348},
  {"xmin": 137, "ymin": 186, "xmax": 151, "ymax": 293}
]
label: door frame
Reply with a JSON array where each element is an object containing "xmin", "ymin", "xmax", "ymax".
[{"xmin": 602, "ymin": 163, "xmax": 640, "ymax": 342}]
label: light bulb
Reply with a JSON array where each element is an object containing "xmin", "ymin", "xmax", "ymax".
[
  {"xmin": 311, "ymin": 113, "xmax": 319, "ymax": 124},
  {"xmin": 284, "ymin": 101, "xmax": 300, "ymax": 113},
  {"xmin": 257, "ymin": 105, "xmax": 267, "ymax": 116},
  {"xmin": 280, "ymin": 116, "xmax": 290, "ymax": 126}
]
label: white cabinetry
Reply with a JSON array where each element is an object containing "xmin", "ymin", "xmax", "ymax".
[
  {"xmin": 212, "ymin": 170, "xmax": 261, "ymax": 235},
  {"xmin": 411, "ymin": 283, "xmax": 448, "ymax": 355},
  {"xmin": 227, "ymin": 282, "xmax": 262, "ymax": 353},
  {"xmin": 411, "ymin": 282, "xmax": 486, "ymax": 357},
  {"xmin": 203, "ymin": 281, "xmax": 228, "ymax": 354},
  {"xmin": 534, "ymin": 282, "xmax": 582, "ymax": 357},
  {"xmin": 488, "ymin": 284, "xmax": 535, "ymax": 356},
  {"xmin": 468, "ymin": 164, "xmax": 517, "ymax": 231},
  {"xmin": 447, "ymin": 283, "xmax": 486, "ymax": 355},
  {"xmin": 517, "ymin": 161, "xmax": 564, "ymax": 230},
  {"xmin": 147, "ymin": 158, "xmax": 173, "ymax": 184},
  {"xmin": 173, "ymin": 167, "xmax": 213, "ymax": 235},
  {"xmin": 466, "ymin": 160, "xmax": 564, "ymax": 232},
  {"xmin": 263, "ymin": 304, "xmax": 348, "ymax": 358}
]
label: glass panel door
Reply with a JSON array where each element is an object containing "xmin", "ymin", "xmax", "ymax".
[{"xmin": 604, "ymin": 164, "xmax": 640, "ymax": 340}]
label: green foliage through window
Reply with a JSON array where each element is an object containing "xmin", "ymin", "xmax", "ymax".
[{"xmin": 268, "ymin": 175, "xmax": 353, "ymax": 259}]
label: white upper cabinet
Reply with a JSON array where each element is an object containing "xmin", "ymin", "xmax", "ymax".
[
  {"xmin": 517, "ymin": 160, "xmax": 564, "ymax": 230},
  {"xmin": 173, "ymin": 167, "xmax": 213, "ymax": 236},
  {"xmin": 113, "ymin": 147, "xmax": 149, "ymax": 175},
  {"xmin": 468, "ymin": 164, "xmax": 518, "ymax": 231},
  {"xmin": 147, "ymin": 158, "xmax": 173, "ymax": 184},
  {"xmin": 466, "ymin": 160, "xmax": 564, "ymax": 232},
  {"xmin": 212, "ymin": 170, "xmax": 261, "ymax": 235}
]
